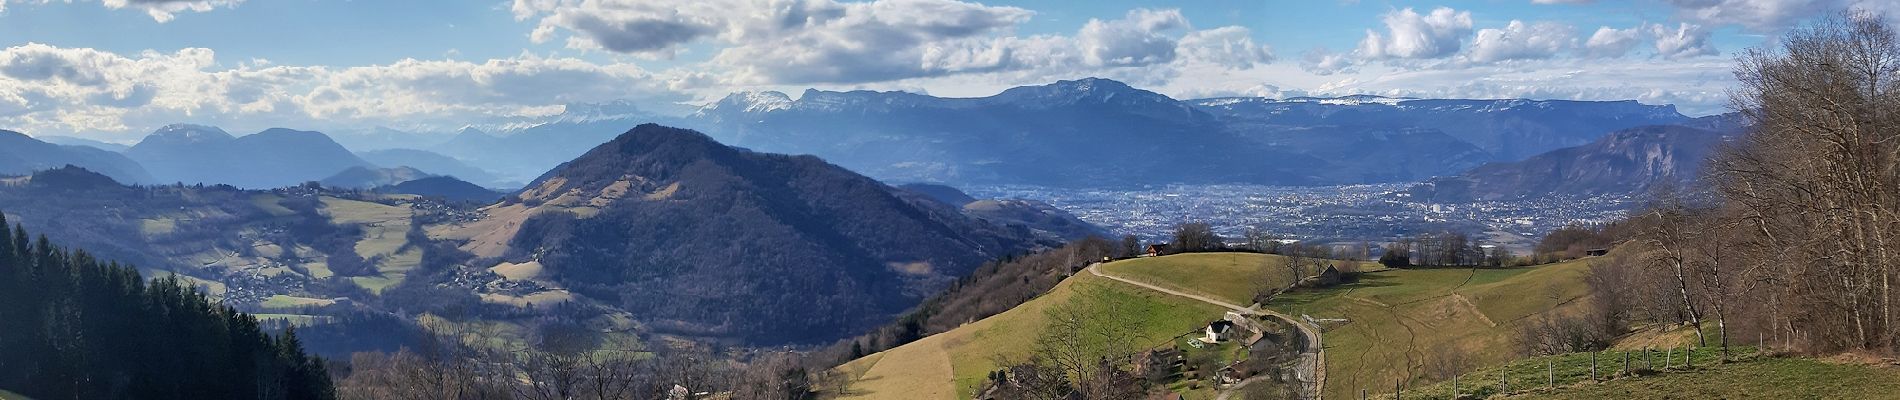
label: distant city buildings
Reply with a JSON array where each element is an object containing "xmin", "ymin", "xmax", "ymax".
[{"xmin": 966, "ymin": 183, "xmax": 1634, "ymax": 250}]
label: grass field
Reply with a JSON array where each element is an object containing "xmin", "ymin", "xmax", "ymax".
[
  {"xmin": 251, "ymin": 194, "xmax": 297, "ymax": 217},
  {"xmin": 138, "ymin": 217, "xmax": 178, "ymax": 236},
  {"xmin": 1397, "ymin": 346, "xmax": 1764, "ymax": 399},
  {"xmin": 1473, "ymin": 354, "xmax": 1900, "ymax": 399},
  {"xmin": 1102, "ymin": 253, "xmax": 1385, "ymax": 307},
  {"xmin": 1101, "ymin": 253, "xmax": 1289, "ymax": 306},
  {"xmin": 1263, "ymin": 259, "xmax": 1596, "ymax": 400},
  {"xmin": 350, "ymin": 276, "xmax": 401, "ymax": 294},
  {"xmin": 838, "ymin": 271, "xmax": 1227, "ymax": 400},
  {"xmin": 260, "ymin": 294, "xmax": 336, "ymax": 309},
  {"xmin": 319, "ymin": 197, "xmax": 418, "ymax": 293}
]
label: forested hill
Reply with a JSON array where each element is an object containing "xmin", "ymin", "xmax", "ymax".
[
  {"xmin": 0, "ymin": 212, "xmax": 333, "ymax": 400},
  {"xmin": 496, "ymin": 124, "xmax": 1050, "ymax": 344}
]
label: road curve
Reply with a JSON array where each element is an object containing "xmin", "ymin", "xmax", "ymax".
[{"xmin": 1084, "ymin": 262, "xmax": 1325, "ymax": 400}]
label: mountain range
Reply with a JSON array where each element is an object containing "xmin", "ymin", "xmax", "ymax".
[
  {"xmin": 125, "ymin": 124, "xmax": 373, "ymax": 188},
  {"xmin": 0, "ymin": 123, "xmax": 1088, "ymax": 347},
  {"xmin": 0, "ymin": 130, "xmax": 153, "ymax": 184},
  {"xmin": 393, "ymin": 78, "xmax": 1694, "ymax": 188},
  {"xmin": 9, "ymin": 78, "xmax": 1702, "ymax": 192},
  {"xmin": 3, "ymin": 77, "xmax": 1725, "ymax": 207}
]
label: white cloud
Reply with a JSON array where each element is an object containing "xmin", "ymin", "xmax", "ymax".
[
  {"xmin": 511, "ymin": 0, "xmax": 1031, "ymax": 57},
  {"xmin": 1531, "ymin": 0, "xmax": 1594, "ymax": 4},
  {"xmin": 1650, "ymin": 22, "xmax": 1720, "ymax": 59},
  {"xmin": 1311, "ymin": 58, "xmax": 1735, "ymax": 115},
  {"xmin": 1300, "ymin": 48, "xmax": 1357, "ymax": 75},
  {"xmin": 1583, "ymin": 26, "xmax": 1645, "ymax": 58},
  {"xmin": 1468, "ymin": 20, "xmax": 1575, "ymax": 62},
  {"xmin": 1662, "ymin": 0, "xmax": 1836, "ymax": 32},
  {"xmin": 1357, "ymin": 7, "xmax": 1474, "ymax": 60},
  {"xmin": 1077, "ymin": 8, "xmax": 1189, "ymax": 67},
  {"xmin": 1, "ymin": 0, "xmax": 244, "ymax": 22},
  {"xmin": 0, "ymin": 43, "xmax": 689, "ymax": 139},
  {"xmin": 1176, "ymin": 26, "xmax": 1275, "ymax": 69},
  {"xmin": 103, "ymin": 0, "xmax": 244, "ymax": 22}
]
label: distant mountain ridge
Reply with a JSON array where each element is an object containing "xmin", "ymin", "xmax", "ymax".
[
  {"xmin": 687, "ymin": 78, "xmax": 1689, "ymax": 186},
  {"xmin": 333, "ymin": 78, "xmax": 1702, "ymax": 188},
  {"xmin": 356, "ymin": 148, "xmax": 507, "ymax": 188},
  {"xmin": 1190, "ymin": 95, "xmax": 1690, "ymax": 176},
  {"xmin": 126, "ymin": 124, "xmax": 371, "ymax": 188},
  {"xmin": 0, "ymin": 130, "xmax": 153, "ymax": 184},
  {"xmin": 38, "ymin": 135, "xmax": 133, "ymax": 152},
  {"xmin": 36, "ymin": 78, "xmax": 1701, "ymax": 190},
  {"xmin": 688, "ymin": 78, "xmax": 1327, "ymax": 186},
  {"xmin": 1407, "ymin": 124, "xmax": 1732, "ymax": 202}
]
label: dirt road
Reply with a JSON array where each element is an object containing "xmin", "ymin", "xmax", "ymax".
[{"xmin": 1085, "ymin": 263, "xmax": 1325, "ymax": 399}]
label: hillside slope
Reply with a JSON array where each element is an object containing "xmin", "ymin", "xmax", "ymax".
[
  {"xmin": 839, "ymin": 272, "xmax": 1227, "ymax": 399},
  {"xmin": 837, "ymin": 253, "xmax": 1313, "ymax": 399},
  {"xmin": 1265, "ymin": 260, "xmax": 1596, "ymax": 399},
  {"xmin": 440, "ymin": 124, "xmax": 1048, "ymax": 344}
]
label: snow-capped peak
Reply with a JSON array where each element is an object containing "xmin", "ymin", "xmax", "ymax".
[
  {"xmin": 149, "ymin": 124, "xmax": 234, "ymax": 143},
  {"xmin": 702, "ymin": 91, "xmax": 794, "ymax": 115}
]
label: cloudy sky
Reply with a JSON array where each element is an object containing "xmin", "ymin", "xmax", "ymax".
[{"xmin": 1, "ymin": 0, "xmax": 1893, "ymax": 142}]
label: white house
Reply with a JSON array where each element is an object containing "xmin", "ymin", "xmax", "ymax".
[{"xmin": 1204, "ymin": 320, "xmax": 1236, "ymax": 343}]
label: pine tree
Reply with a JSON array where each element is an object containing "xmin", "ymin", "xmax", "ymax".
[{"xmin": 0, "ymin": 212, "xmax": 336, "ymax": 399}]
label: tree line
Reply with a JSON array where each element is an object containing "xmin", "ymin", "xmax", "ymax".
[
  {"xmin": 0, "ymin": 211, "xmax": 335, "ymax": 399},
  {"xmin": 1566, "ymin": 12, "xmax": 1900, "ymax": 360}
]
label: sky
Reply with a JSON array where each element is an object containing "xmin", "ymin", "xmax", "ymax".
[{"xmin": 0, "ymin": 0, "xmax": 1894, "ymax": 142}]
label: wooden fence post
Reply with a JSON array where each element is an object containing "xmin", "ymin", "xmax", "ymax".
[
  {"xmin": 1665, "ymin": 347, "xmax": 1674, "ymax": 369},
  {"xmin": 1548, "ymin": 359, "xmax": 1554, "ymax": 388},
  {"xmin": 1451, "ymin": 374, "xmax": 1458, "ymax": 399},
  {"xmin": 1395, "ymin": 378, "xmax": 1402, "ymax": 400},
  {"xmin": 1622, "ymin": 351, "xmax": 1630, "ymax": 376},
  {"xmin": 1686, "ymin": 346, "xmax": 1694, "ymax": 368},
  {"xmin": 1499, "ymin": 371, "xmax": 1508, "ymax": 394},
  {"xmin": 1591, "ymin": 351, "xmax": 1598, "ymax": 381},
  {"xmin": 1644, "ymin": 347, "xmax": 1652, "ymax": 371}
]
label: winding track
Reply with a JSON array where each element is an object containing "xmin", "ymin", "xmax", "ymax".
[{"xmin": 1084, "ymin": 263, "xmax": 1326, "ymax": 400}]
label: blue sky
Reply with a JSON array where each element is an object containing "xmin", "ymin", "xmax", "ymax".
[{"xmin": 0, "ymin": 0, "xmax": 1889, "ymax": 141}]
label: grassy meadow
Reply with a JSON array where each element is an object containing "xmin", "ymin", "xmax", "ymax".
[
  {"xmin": 1262, "ymin": 259, "xmax": 1596, "ymax": 400},
  {"xmin": 837, "ymin": 270, "xmax": 1227, "ymax": 400}
]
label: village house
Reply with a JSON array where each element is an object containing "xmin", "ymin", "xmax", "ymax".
[{"xmin": 1204, "ymin": 320, "xmax": 1236, "ymax": 343}]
